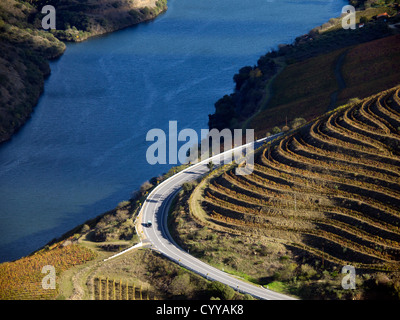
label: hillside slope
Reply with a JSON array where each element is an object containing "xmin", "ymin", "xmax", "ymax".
[{"xmin": 200, "ymin": 85, "xmax": 400, "ymax": 273}]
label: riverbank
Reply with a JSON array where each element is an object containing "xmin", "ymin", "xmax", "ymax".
[
  {"xmin": 0, "ymin": 0, "xmax": 167, "ymax": 144},
  {"xmin": 208, "ymin": 2, "xmax": 400, "ymax": 136}
]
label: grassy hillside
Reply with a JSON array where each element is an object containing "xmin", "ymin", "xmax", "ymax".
[{"xmin": 180, "ymin": 86, "xmax": 400, "ymax": 299}]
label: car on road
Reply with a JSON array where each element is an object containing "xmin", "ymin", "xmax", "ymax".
[{"xmin": 147, "ymin": 220, "xmax": 152, "ymax": 227}]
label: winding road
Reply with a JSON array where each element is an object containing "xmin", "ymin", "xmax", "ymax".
[{"xmin": 138, "ymin": 133, "xmax": 296, "ymax": 300}]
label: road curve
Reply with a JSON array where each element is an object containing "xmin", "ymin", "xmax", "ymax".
[{"xmin": 140, "ymin": 133, "xmax": 296, "ymax": 300}]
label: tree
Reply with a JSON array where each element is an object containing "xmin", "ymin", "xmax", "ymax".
[
  {"xmin": 271, "ymin": 126, "xmax": 281, "ymax": 134},
  {"xmin": 140, "ymin": 180, "xmax": 153, "ymax": 193},
  {"xmin": 233, "ymin": 66, "xmax": 252, "ymax": 91},
  {"xmin": 182, "ymin": 182, "xmax": 193, "ymax": 193},
  {"xmin": 80, "ymin": 224, "xmax": 90, "ymax": 234},
  {"xmin": 207, "ymin": 161, "xmax": 214, "ymax": 172}
]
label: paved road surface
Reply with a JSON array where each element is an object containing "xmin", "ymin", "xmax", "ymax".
[{"xmin": 137, "ymin": 133, "xmax": 296, "ymax": 300}]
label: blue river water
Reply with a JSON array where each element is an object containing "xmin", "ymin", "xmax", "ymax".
[{"xmin": 0, "ymin": 0, "xmax": 347, "ymax": 262}]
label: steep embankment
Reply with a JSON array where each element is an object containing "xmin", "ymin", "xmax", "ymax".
[
  {"xmin": 208, "ymin": 3, "xmax": 400, "ymax": 136},
  {"xmin": 32, "ymin": 0, "xmax": 167, "ymax": 41},
  {"xmin": 201, "ymin": 85, "xmax": 400, "ymax": 274},
  {"xmin": 0, "ymin": 0, "xmax": 167, "ymax": 143}
]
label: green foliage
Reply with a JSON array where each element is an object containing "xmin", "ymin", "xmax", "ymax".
[
  {"xmin": 290, "ymin": 118, "xmax": 307, "ymax": 130},
  {"xmin": 208, "ymin": 281, "xmax": 236, "ymax": 300},
  {"xmin": 271, "ymin": 126, "xmax": 281, "ymax": 134},
  {"xmin": 299, "ymin": 264, "xmax": 317, "ymax": 280},
  {"xmin": 80, "ymin": 224, "xmax": 90, "ymax": 234},
  {"xmin": 207, "ymin": 161, "xmax": 215, "ymax": 172},
  {"xmin": 140, "ymin": 7, "xmax": 151, "ymax": 16},
  {"xmin": 128, "ymin": 10, "xmax": 141, "ymax": 23},
  {"xmin": 155, "ymin": 0, "xmax": 168, "ymax": 10},
  {"xmin": 182, "ymin": 182, "xmax": 194, "ymax": 194},
  {"xmin": 273, "ymin": 263, "xmax": 297, "ymax": 282},
  {"xmin": 265, "ymin": 281, "xmax": 288, "ymax": 293}
]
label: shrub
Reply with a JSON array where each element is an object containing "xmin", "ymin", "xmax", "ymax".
[
  {"xmin": 156, "ymin": 0, "xmax": 168, "ymax": 9},
  {"xmin": 300, "ymin": 264, "xmax": 317, "ymax": 280},
  {"xmin": 290, "ymin": 117, "xmax": 307, "ymax": 129},
  {"xmin": 169, "ymin": 273, "xmax": 192, "ymax": 296},
  {"xmin": 182, "ymin": 182, "xmax": 194, "ymax": 193},
  {"xmin": 271, "ymin": 126, "xmax": 281, "ymax": 134},
  {"xmin": 140, "ymin": 181, "xmax": 153, "ymax": 193},
  {"xmin": 128, "ymin": 10, "xmax": 141, "ymax": 22},
  {"xmin": 274, "ymin": 262, "xmax": 297, "ymax": 281},
  {"xmin": 208, "ymin": 281, "xmax": 236, "ymax": 300},
  {"xmin": 140, "ymin": 7, "xmax": 151, "ymax": 16},
  {"xmin": 117, "ymin": 200, "xmax": 130, "ymax": 208},
  {"xmin": 80, "ymin": 224, "xmax": 90, "ymax": 234}
]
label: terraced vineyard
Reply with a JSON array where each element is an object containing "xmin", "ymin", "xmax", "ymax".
[{"xmin": 200, "ymin": 85, "xmax": 400, "ymax": 272}]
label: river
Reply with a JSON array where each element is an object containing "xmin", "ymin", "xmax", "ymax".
[{"xmin": 0, "ymin": 0, "xmax": 347, "ymax": 262}]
